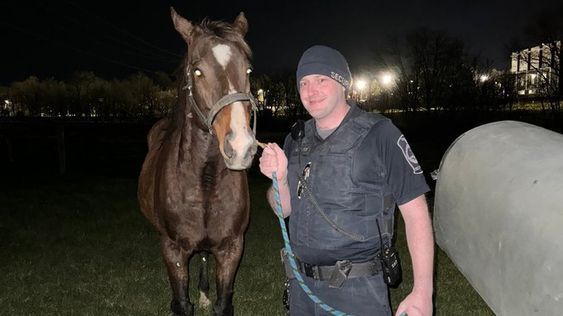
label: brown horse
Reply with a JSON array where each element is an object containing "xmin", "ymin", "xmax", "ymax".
[{"xmin": 138, "ymin": 8, "xmax": 258, "ymax": 316}]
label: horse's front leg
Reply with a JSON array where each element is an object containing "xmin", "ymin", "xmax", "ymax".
[
  {"xmin": 212, "ymin": 236, "xmax": 244, "ymax": 316},
  {"xmin": 161, "ymin": 237, "xmax": 194, "ymax": 316}
]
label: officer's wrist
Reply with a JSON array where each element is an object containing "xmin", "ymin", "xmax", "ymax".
[
  {"xmin": 277, "ymin": 174, "xmax": 288, "ymax": 185},
  {"xmin": 412, "ymin": 287, "xmax": 433, "ymax": 299}
]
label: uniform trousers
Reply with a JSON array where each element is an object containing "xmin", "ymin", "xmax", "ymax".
[{"xmin": 289, "ymin": 272, "xmax": 392, "ymax": 316}]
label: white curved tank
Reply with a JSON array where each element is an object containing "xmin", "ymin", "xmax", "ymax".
[{"xmin": 434, "ymin": 121, "xmax": 563, "ymax": 315}]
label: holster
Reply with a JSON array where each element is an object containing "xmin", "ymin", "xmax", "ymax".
[{"xmin": 327, "ymin": 260, "xmax": 352, "ymax": 288}]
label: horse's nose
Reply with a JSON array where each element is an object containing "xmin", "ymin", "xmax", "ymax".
[{"xmin": 224, "ymin": 133, "xmax": 234, "ymax": 159}]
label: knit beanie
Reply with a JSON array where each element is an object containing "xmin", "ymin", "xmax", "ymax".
[{"xmin": 296, "ymin": 45, "xmax": 352, "ymax": 91}]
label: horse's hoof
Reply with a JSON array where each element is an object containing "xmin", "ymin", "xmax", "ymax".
[
  {"xmin": 213, "ymin": 304, "xmax": 233, "ymax": 316},
  {"xmin": 170, "ymin": 299, "xmax": 194, "ymax": 316}
]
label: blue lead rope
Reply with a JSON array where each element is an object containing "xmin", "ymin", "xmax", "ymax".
[{"xmin": 271, "ymin": 172, "xmax": 351, "ymax": 316}]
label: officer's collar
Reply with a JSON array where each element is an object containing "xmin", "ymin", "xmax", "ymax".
[
  {"xmin": 341, "ymin": 100, "xmax": 362, "ymax": 124},
  {"xmin": 311, "ymin": 100, "xmax": 361, "ymax": 141}
]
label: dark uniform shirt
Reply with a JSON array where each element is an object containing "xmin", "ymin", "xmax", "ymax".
[{"xmin": 283, "ymin": 103, "xmax": 429, "ymax": 265}]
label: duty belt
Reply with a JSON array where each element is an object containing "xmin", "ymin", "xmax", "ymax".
[{"xmin": 281, "ymin": 249, "xmax": 381, "ymax": 288}]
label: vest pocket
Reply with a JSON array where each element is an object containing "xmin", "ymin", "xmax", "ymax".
[
  {"xmin": 309, "ymin": 203, "xmax": 378, "ymax": 249},
  {"xmin": 315, "ymin": 153, "xmax": 354, "ymax": 198}
]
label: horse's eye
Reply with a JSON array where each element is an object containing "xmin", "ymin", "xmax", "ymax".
[
  {"xmin": 246, "ymin": 67, "xmax": 252, "ymax": 75},
  {"xmin": 194, "ymin": 69, "xmax": 202, "ymax": 77}
]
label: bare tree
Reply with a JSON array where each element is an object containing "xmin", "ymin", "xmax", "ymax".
[
  {"xmin": 10, "ymin": 76, "xmax": 49, "ymax": 116},
  {"xmin": 67, "ymin": 71, "xmax": 101, "ymax": 117},
  {"xmin": 41, "ymin": 78, "xmax": 68, "ymax": 117},
  {"xmin": 400, "ymin": 28, "xmax": 477, "ymax": 112}
]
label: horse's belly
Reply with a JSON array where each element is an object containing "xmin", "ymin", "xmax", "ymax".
[{"xmin": 138, "ymin": 118, "xmax": 170, "ymax": 227}]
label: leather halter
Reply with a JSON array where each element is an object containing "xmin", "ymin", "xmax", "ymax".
[{"xmin": 182, "ymin": 65, "xmax": 258, "ymax": 135}]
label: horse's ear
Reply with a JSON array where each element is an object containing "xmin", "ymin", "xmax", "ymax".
[
  {"xmin": 233, "ymin": 12, "xmax": 248, "ymax": 36},
  {"xmin": 171, "ymin": 7, "xmax": 194, "ymax": 44}
]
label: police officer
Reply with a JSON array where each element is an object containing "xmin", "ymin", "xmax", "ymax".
[{"xmin": 259, "ymin": 45, "xmax": 434, "ymax": 316}]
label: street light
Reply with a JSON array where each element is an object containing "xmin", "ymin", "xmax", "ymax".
[
  {"xmin": 380, "ymin": 72, "xmax": 394, "ymax": 88},
  {"xmin": 355, "ymin": 79, "xmax": 367, "ymax": 91},
  {"xmin": 378, "ymin": 72, "xmax": 395, "ymax": 112},
  {"xmin": 479, "ymin": 74, "xmax": 490, "ymax": 83},
  {"xmin": 355, "ymin": 79, "xmax": 367, "ymax": 101}
]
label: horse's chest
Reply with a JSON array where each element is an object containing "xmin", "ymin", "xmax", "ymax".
[
  {"xmin": 163, "ymin": 169, "xmax": 246, "ymax": 214},
  {"xmin": 160, "ymin": 170, "xmax": 248, "ymax": 244}
]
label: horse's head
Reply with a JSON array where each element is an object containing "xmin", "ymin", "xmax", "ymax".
[{"xmin": 172, "ymin": 8, "xmax": 257, "ymax": 170}]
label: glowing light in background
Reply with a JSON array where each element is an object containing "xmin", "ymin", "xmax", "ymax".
[{"xmin": 380, "ymin": 72, "xmax": 394, "ymax": 87}]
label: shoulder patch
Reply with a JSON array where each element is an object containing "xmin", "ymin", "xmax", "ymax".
[{"xmin": 397, "ymin": 135, "xmax": 423, "ymax": 174}]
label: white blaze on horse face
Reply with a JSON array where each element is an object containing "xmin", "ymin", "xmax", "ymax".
[
  {"xmin": 229, "ymin": 101, "xmax": 253, "ymax": 166},
  {"xmin": 228, "ymin": 83, "xmax": 254, "ymax": 168},
  {"xmin": 212, "ymin": 44, "xmax": 232, "ymax": 70}
]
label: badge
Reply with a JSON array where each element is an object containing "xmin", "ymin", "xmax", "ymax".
[
  {"xmin": 296, "ymin": 162, "xmax": 311, "ymax": 199},
  {"xmin": 397, "ymin": 135, "xmax": 422, "ymax": 174}
]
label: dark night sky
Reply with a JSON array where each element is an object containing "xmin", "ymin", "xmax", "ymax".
[{"xmin": 2, "ymin": 0, "xmax": 562, "ymax": 85}]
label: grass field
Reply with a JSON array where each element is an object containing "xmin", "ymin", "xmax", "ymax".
[
  {"xmin": 0, "ymin": 170, "xmax": 493, "ymax": 315},
  {"xmin": 5, "ymin": 112, "xmax": 550, "ymax": 315}
]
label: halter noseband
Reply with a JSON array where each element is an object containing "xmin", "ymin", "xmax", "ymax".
[{"xmin": 182, "ymin": 65, "xmax": 258, "ymax": 135}]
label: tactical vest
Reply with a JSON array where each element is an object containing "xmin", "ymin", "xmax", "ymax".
[{"xmin": 286, "ymin": 105, "xmax": 396, "ymax": 265}]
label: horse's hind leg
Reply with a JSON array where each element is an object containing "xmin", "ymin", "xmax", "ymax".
[
  {"xmin": 161, "ymin": 238, "xmax": 194, "ymax": 316},
  {"xmin": 198, "ymin": 252, "xmax": 211, "ymax": 309},
  {"xmin": 212, "ymin": 236, "xmax": 244, "ymax": 316}
]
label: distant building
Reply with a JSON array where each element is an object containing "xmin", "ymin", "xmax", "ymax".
[{"xmin": 510, "ymin": 40, "xmax": 561, "ymax": 97}]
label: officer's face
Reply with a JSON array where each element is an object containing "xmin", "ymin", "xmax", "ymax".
[{"xmin": 298, "ymin": 74, "xmax": 347, "ymax": 123}]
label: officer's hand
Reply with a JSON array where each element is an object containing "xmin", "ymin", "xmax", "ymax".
[
  {"xmin": 395, "ymin": 290, "xmax": 432, "ymax": 316},
  {"xmin": 258, "ymin": 143, "xmax": 288, "ymax": 182}
]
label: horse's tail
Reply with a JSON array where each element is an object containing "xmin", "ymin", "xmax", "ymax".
[{"xmin": 198, "ymin": 252, "xmax": 211, "ymax": 309}]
